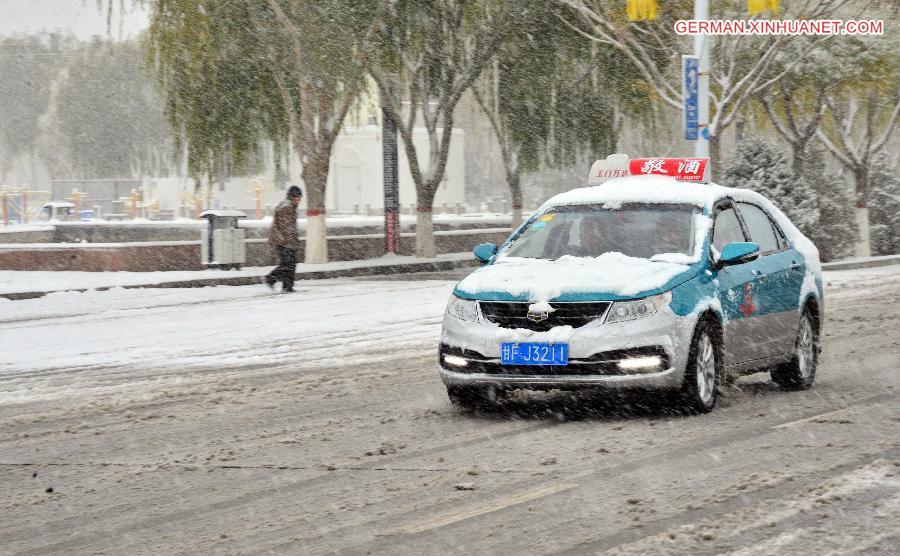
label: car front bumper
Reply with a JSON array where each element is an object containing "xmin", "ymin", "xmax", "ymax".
[
  {"xmin": 438, "ymin": 366, "xmax": 681, "ymax": 389},
  {"xmin": 438, "ymin": 305, "xmax": 697, "ymax": 391}
]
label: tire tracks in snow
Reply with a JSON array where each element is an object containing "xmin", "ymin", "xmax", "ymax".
[
  {"xmin": 323, "ymin": 392, "xmax": 900, "ymax": 554},
  {"xmin": 558, "ymin": 448, "xmax": 900, "ymax": 555},
  {"xmin": 11, "ymin": 390, "xmax": 899, "ymax": 555}
]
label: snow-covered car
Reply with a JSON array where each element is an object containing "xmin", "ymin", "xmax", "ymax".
[
  {"xmin": 439, "ymin": 156, "xmax": 823, "ymax": 413},
  {"xmin": 37, "ymin": 202, "xmax": 76, "ymax": 222}
]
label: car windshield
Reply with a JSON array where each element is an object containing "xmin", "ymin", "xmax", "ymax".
[{"xmin": 500, "ymin": 203, "xmax": 698, "ymax": 260}]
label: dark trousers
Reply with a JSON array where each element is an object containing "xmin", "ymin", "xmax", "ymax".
[{"xmin": 267, "ymin": 245, "xmax": 298, "ymax": 290}]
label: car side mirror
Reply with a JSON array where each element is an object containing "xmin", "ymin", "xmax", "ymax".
[
  {"xmin": 718, "ymin": 242, "xmax": 760, "ymax": 267},
  {"xmin": 473, "ymin": 243, "xmax": 498, "ymax": 264}
]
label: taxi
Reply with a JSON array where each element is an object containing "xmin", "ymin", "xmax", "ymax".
[{"xmin": 438, "ymin": 155, "xmax": 823, "ymax": 413}]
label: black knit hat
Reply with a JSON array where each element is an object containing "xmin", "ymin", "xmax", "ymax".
[{"xmin": 287, "ymin": 185, "xmax": 303, "ymax": 198}]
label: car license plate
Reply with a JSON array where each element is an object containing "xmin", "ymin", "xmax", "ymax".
[{"xmin": 500, "ymin": 342, "xmax": 569, "ymax": 366}]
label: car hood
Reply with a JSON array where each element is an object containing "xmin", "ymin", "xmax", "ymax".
[{"xmin": 453, "ymin": 252, "xmax": 701, "ymax": 302}]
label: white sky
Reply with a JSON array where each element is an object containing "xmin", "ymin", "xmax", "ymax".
[{"xmin": 0, "ymin": 0, "xmax": 149, "ymax": 40}]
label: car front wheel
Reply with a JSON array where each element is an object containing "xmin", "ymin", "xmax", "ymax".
[
  {"xmin": 771, "ymin": 309, "xmax": 818, "ymax": 390},
  {"xmin": 678, "ymin": 320, "xmax": 721, "ymax": 413}
]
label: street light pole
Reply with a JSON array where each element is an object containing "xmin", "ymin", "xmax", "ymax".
[
  {"xmin": 694, "ymin": 0, "xmax": 710, "ymax": 160},
  {"xmin": 382, "ymin": 101, "xmax": 400, "ymax": 254}
]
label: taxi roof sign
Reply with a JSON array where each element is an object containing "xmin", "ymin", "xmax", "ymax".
[
  {"xmin": 588, "ymin": 154, "xmax": 710, "ymax": 185},
  {"xmin": 587, "ymin": 154, "xmax": 631, "ymax": 186}
]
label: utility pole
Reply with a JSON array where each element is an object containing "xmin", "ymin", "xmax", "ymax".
[
  {"xmin": 694, "ymin": 0, "xmax": 710, "ymax": 161},
  {"xmin": 382, "ymin": 101, "xmax": 400, "ymax": 254}
]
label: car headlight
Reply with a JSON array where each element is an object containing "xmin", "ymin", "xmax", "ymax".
[
  {"xmin": 446, "ymin": 295, "xmax": 478, "ymax": 322},
  {"xmin": 606, "ymin": 292, "xmax": 671, "ymax": 324}
]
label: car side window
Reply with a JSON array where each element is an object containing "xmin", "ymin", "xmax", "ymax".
[
  {"xmin": 774, "ymin": 221, "xmax": 789, "ymax": 249},
  {"xmin": 736, "ymin": 203, "xmax": 780, "ymax": 254},
  {"xmin": 712, "ymin": 206, "xmax": 745, "ymax": 252}
]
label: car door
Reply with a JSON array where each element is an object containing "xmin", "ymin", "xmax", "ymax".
[
  {"xmin": 711, "ymin": 201, "xmax": 759, "ymax": 366},
  {"xmin": 735, "ymin": 202, "xmax": 804, "ymax": 358}
]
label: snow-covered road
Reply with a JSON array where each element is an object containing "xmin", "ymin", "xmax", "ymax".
[
  {"xmin": 1, "ymin": 267, "xmax": 899, "ymax": 554},
  {"xmin": 0, "ymin": 278, "xmax": 452, "ymax": 405}
]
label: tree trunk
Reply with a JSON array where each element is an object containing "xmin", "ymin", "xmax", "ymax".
[
  {"xmin": 508, "ymin": 170, "xmax": 523, "ymax": 229},
  {"xmin": 302, "ymin": 155, "xmax": 330, "ymax": 264},
  {"xmin": 853, "ymin": 165, "xmax": 871, "ymax": 258},
  {"xmin": 415, "ymin": 186, "xmax": 437, "ymax": 258},
  {"xmin": 853, "ymin": 206, "xmax": 871, "ymax": 258},
  {"xmin": 708, "ymin": 134, "xmax": 721, "ymax": 181},
  {"xmin": 205, "ymin": 172, "xmax": 214, "ymax": 211},
  {"xmin": 791, "ymin": 142, "xmax": 807, "ymax": 181},
  {"xmin": 415, "ymin": 211, "xmax": 435, "ymax": 258}
]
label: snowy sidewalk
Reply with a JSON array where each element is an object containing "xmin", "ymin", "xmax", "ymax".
[{"xmin": 0, "ymin": 252, "xmax": 479, "ymax": 300}]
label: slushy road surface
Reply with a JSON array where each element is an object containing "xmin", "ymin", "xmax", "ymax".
[{"xmin": 1, "ymin": 266, "xmax": 898, "ymax": 554}]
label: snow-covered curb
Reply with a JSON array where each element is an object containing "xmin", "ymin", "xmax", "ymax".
[{"xmin": 821, "ymin": 254, "xmax": 900, "ymax": 271}]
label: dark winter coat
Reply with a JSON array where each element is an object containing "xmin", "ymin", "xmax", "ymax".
[{"xmin": 268, "ymin": 199, "xmax": 300, "ymax": 250}]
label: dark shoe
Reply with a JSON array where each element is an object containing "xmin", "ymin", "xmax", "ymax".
[
  {"xmin": 262, "ymin": 276, "xmax": 277, "ymax": 290},
  {"xmin": 282, "ymin": 287, "xmax": 295, "ymax": 293}
]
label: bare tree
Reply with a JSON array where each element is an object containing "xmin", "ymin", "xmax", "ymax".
[
  {"xmin": 758, "ymin": 87, "xmax": 827, "ymax": 179},
  {"xmin": 555, "ymin": 0, "xmax": 846, "ymax": 171},
  {"xmin": 817, "ymin": 92, "xmax": 900, "ymax": 203},
  {"xmin": 752, "ymin": 37, "xmax": 831, "ymax": 179},
  {"xmin": 368, "ymin": 0, "xmax": 512, "ymax": 257},
  {"xmin": 816, "ymin": 90, "xmax": 900, "ymax": 256},
  {"xmin": 246, "ymin": 0, "xmax": 378, "ymax": 263},
  {"xmin": 144, "ymin": 0, "xmax": 379, "ymax": 263},
  {"xmin": 812, "ymin": 31, "xmax": 900, "ymax": 257},
  {"xmin": 472, "ymin": 84, "xmax": 523, "ymax": 227}
]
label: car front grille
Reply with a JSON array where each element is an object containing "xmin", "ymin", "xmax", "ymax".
[
  {"xmin": 478, "ymin": 301, "xmax": 611, "ymax": 331},
  {"xmin": 440, "ymin": 345, "xmax": 668, "ymax": 376}
]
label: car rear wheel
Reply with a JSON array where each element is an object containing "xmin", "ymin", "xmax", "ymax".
[
  {"xmin": 771, "ymin": 309, "xmax": 818, "ymax": 390},
  {"xmin": 678, "ymin": 320, "xmax": 721, "ymax": 413}
]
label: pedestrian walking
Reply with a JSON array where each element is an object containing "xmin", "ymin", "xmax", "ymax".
[{"xmin": 265, "ymin": 185, "xmax": 303, "ymax": 292}]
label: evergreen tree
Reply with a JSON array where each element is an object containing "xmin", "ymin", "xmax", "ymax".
[
  {"xmin": 869, "ymin": 156, "xmax": 900, "ymax": 256},
  {"xmin": 723, "ymin": 136, "xmax": 819, "ymax": 238}
]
